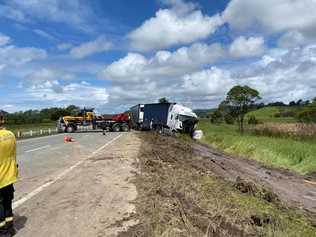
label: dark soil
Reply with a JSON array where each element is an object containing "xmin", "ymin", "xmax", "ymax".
[{"xmin": 193, "ymin": 142, "xmax": 316, "ymax": 224}]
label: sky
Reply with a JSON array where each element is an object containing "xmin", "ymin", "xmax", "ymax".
[{"xmin": 0, "ymin": 0, "xmax": 316, "ymax": 113}]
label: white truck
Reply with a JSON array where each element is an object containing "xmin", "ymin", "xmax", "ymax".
[{"xmin": 130, "ymin": 103, "xmax": 198, "ymax": 134}]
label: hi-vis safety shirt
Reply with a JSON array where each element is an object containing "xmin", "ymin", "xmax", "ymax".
[{"xmin": 0, "ymin": 129, "xmax": 17, "ymax": 189}]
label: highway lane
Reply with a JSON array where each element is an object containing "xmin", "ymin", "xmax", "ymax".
[{"xmin": 14, "ymin": 132, "xmax": 123, "ymax": 203}]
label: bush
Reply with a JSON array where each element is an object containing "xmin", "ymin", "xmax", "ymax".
[
  {"xmin": 274, "ymin": 110, "xmax": 295, "ymax": 118},
  {"xmin": 298, "ymin": 109, "xmax": 316, "ymax": 123},
  {"xmin": 248, "ymin": 115, "xmax": 259, "ymax": 125},
  {"xmin": 210, "ymin": 110, "xmax": 223, "ymax": 124},
  {"xmin": 41, "ymin": 118, "xmax": 53, "ymax": 123},
  {"xmin": 224, "ymin": 114, "xmax": 235, "ymax": 124}
]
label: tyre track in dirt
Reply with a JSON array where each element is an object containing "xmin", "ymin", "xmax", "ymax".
[{"xmin": 193, "ymin": 143, "xmax": 316, "ymax": 223}]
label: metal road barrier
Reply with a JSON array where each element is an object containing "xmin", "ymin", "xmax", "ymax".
[{"xmin": 14, "ymin": 127, "xmax": 59, "ymax": 139}]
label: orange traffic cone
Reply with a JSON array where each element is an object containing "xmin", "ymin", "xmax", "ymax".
[{"xmin": 64, "ymin": 136, "xmax": 74, "ymax": 142}]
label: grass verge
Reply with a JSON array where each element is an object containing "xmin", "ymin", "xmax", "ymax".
[
  {"xmin": 199, "ymin": 120, "xmax": 316, "ymax": 175},
  {"xmin": 118, "ymin": 133, "xmax": 316, "ymax": 237},
  {"xmin": 245, "ymin": 107, "xmax": 296, "ymax": 123},
  {"xmin": 6, "ymin": 122, "xmax": 56, "ymax": 134}
]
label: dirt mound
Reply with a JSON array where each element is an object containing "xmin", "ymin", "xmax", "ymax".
[
  {"xmin": 235, "ymin": 177, "xmax": 280, "ymax": 204},
  {"xmin": 305, "ymin": 172, "xmax": 316, "ymax": 182}
]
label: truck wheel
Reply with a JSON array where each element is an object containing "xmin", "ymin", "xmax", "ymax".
[
  {"xmin": 112, "ymin": 124, "xmax": 121, "ymax": 132},
  {"xmin": 121, "ymin": 124, "xmax": 129, "ymax": 132},
  {"xmin": 156, "ymin": 125, "xmax": 163, "ymax": 134},
  {"xmin": 66, "ymin": 126, "xmax": 74, "ymax": 133}
]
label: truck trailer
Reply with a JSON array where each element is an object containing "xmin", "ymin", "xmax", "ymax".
[
  {"xmin": 130, "ymin": 104, "xmax": 144, "ymax": 130},
  {"xmin": 130, "ymin": 103, "xmax": 198, "ymax": 134}
]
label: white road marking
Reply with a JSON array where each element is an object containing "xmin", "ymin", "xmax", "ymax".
[
  {"xmin": 17, "ymin": 133, "xmax": 64, "ymax": 144},
  {"xmin": 13, "ymin": 133, "xmax": 123, "ymax": 210},
  {"xmin": 25, "ymin": 145, "xmax": 51, "ymax": 153}
]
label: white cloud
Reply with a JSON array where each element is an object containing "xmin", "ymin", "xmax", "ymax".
[
  {"xmin": 33, "ymin": 29, "xmax": 56, "ymax": 41},
  {"xmin": 0, "ymin": 34, "xmax": 10, "ymax": 46},
  {"xmin": 178, "ymin": 44, "xmax": 316, "ymax": 106},
  {"xmin": 160, "ymin": 0, "xmax": 197, "ymax": 14},
  {"xmin": 21, "ymin": 67, "xmax": 108, "ymax": 105},
  {"xmin": 277, "ymin": 31, "xmax": 306, "ymax": 48},
  {"xmin": 0, "ymin": 64, "xmax": 6, "ymax": 71},
  {"xmin": 70, "ymin": 36, "xmax": 112, "ymax": 59},
  {"xmin": 128, "ymin": 0, "xmax": 223, "ymax": 51},
  {"xmin": 27, "ymin": 81, "xmax": 109, "ymax": 105},
  {"xmin": 0, "ymin": 45, "xmax": 47, "ymax": 65},
  {"xmin": 100, "ymin": 42, "xmax": 228, "ymax": 109},
  {"xmin": 223, "ymin": 0, "xmax": 316, "ymax": 37},
  {"xmin": 182, "ymin": 67, "xmax": 234, "ymax": 97},
  {"xmin": 0, "ymin": 0, "xmax": 96, "ymax": 31},
  {"xmin": 229, "ymin": 36, "xmax": 265, "ymax": 58},
  {"xmin": 102, "ymin": 42, "xmax": 225, "ymax": 83},
  {"xmin": 23, "ymin": 68, "xmax": 75, "ymax": 90},
  {"xmin": 0, "ymin": 5, "xmax": 25, "ymax": 22},
  {"xmin": 230, "ymin": 45, "xmax": 316, "ymax": 103},
  {"xmin": 57, "ymin": 43, "xmax": 73, "ymax": 51},
  {"xmin": 102, "ymin": 53, "xmax": 147, "ymax": 83}
]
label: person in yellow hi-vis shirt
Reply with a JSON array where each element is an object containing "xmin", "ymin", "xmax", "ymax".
[{"xmin": 0, "ymin": 112, "xmax": 18, "ymax": 237}]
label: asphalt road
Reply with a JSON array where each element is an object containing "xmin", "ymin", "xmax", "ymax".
[
  {"xmin": 14, "ymin": 132, "xmax": 123, "ymax": 205},
  {"xmin": 13, "ymin": 132, "xmax": 139, "ymax": 237}
]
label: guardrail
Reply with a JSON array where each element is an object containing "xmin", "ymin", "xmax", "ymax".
[
  {"xmin": 15, "ymin": 127, "xmax": 59, "ymax": 139},
  {"xmin": 13, "ymin": 125, "xmax": 105, "ymax": 139}
]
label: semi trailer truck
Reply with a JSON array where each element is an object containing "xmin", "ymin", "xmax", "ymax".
[{"xmin": 130, "ymin": 103, "xmax": 198, "ymax": 134}]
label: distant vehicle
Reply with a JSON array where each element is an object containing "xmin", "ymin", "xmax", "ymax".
[
  {"xmin": 57, "ymin": 108, "xmax": 130, "ymax": 133},
  {"xmin": 130, "ymin": 103, "xmax": 198, "ymax": 134}
]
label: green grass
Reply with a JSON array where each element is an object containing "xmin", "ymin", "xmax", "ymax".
[
  {"xmin": 5, "ymin": 122, "xmax": 57, "ymax": 134},
  {"xmin": 199, "ymin": 120, "xmax": 316, "ymax": 175},
  {"xmin": 246, "ymin": 106, "xmax": 297, "ymax": 123}
]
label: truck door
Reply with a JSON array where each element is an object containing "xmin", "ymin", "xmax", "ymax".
[{"xmin": 139, "ymin": 105, "xmax": 144, "ymax": 123}]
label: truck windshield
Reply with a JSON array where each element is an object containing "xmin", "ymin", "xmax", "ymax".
[{"xmin": 178, "ymin": 115, "xmax": 195, "ymax": 122}]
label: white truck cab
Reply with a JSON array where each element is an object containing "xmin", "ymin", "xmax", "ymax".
[{"xmin": 167, "ymin": 104, "xmax": 198, "ymax": 133}]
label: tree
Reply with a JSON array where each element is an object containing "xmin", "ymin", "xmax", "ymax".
[
  {"xmin": 298, "ymin": 110, "xmax": 316, "ymax": 123},
  {"xmin": 210, "ymin": 110, "xmax": 223, "ymax": 124},
  {"xmin": 66, "ymin": 105, "xmax": 80, "ymax": 115},
  {"xmin": 158, "ymin": 97, "xmax": 169, "ymax": 103},
  {"xmin": 248, "ymin": 115, "xmax": 259, "ymax": 125},
  {"xmin": 289, "ymin": 101, "xmax": 296, "ymax": 106},
  {"xmin": 224, "ymin": 114, "xmax": 235, "ymax": 124},
  {"xmin": 267, "ymin": 101, "xmax": 286, "ymax": 107},
  {"xmin": 296, "ymin": 99, "xmax": 303, "ymax": 106},
  {"xmin": 224, "ymin": 85, "xmax": 261, "ymax": 133}
]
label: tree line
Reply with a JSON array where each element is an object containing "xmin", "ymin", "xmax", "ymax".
[{"xmin": 2, "ymin": 105, "xmax": 80, "ymax": 125}]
